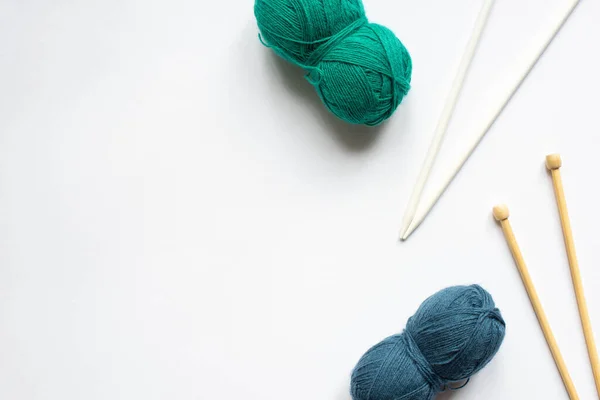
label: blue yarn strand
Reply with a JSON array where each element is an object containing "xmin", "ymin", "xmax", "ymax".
[{"xmin": 351, "ymin": 285, "xmax": 506, "ymax": 400}]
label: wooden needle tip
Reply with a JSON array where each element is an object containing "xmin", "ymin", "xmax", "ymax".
[
  {"xmin": 546, "ymin": 154, "xmax": 562, "ymax": 170},
  {"xmin": 493, "ymin": 204, "xmax": 510, "ymax": 221}
]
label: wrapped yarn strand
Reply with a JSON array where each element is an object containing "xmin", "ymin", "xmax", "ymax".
[
  {"xmin": 254, "ymin": 0, "xmax": 412, "ymax": 126},
  {"xmin": 351, "ymin": 285, "xmax": 505, "ymax": 400}
]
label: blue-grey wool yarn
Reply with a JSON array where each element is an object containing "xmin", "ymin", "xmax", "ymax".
[{"xmin": 351, "ymin": 285, "xmax": 506, "ymax": 400}]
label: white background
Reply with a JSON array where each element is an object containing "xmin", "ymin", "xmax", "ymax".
[{"xmin": 1, "ymin": 0, "xmax": 599, "ymax": 399}]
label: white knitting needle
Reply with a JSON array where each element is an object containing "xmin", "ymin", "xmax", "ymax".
[
  {"xmin": 399, "ymin": 0, "xmax": 495, "ymax": 239},
  {"xmin": 401, "ymin": 0, "xmax": 581, "ymax": 240}
]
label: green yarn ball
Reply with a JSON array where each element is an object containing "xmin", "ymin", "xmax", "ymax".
[{"xmin": 255, "ymin": 0, "xmax": 412, "ymax": 126}]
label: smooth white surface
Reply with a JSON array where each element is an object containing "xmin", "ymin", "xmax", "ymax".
[
  {"xmin": 1, "ymin": 1, "xmax": 599, "ymax": 399},
  {"xmin": 400, "ymin": 0, "xmax": 494, "ymax": 239}
]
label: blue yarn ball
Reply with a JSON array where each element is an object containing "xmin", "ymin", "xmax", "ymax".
[
  {"xmin": 254, "ymin": 0, "xmax": 412, "ymax": 126},
  {"xmin": 351, "ymin": 285, "xmax": 506, "ymax": 400}
]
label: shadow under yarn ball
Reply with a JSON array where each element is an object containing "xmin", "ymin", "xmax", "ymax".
[
  {"xmin": 254, "ymin": 0, "xmax": 412, "ymax": 126},
  {"xmin": 351, "ymin": 285, "xmax": 506, "ymax": 400}
]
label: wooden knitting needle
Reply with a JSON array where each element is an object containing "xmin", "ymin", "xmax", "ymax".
[
  {"xmin": 493, "ymin": 205, "xmax": 579, "ymax": 400},
  {"xmin": 546, "ymin": 154, "xmax": 600, "ymax": 397}
]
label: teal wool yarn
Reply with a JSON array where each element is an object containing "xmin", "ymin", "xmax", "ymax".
[
  {"xmin": 351, "ymin": 285, "xmax": 506, "ymax": 400},
  {"xmin": 254, "ymin": 0, "xmax": 412, "ymax": 126}
]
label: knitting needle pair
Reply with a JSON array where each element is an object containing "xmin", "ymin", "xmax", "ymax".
[
  {"xmin": 494, "ymin": 154, "xmax": 599, "ymax": 400},
  {"xmin": 400, "ymin": 0, "xmax": 581, "ymax": 240}
]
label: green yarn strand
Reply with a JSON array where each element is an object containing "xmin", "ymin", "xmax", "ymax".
[{"xmin": 255, "ymin": 0, "xmax": 412, "ymax": 126}]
